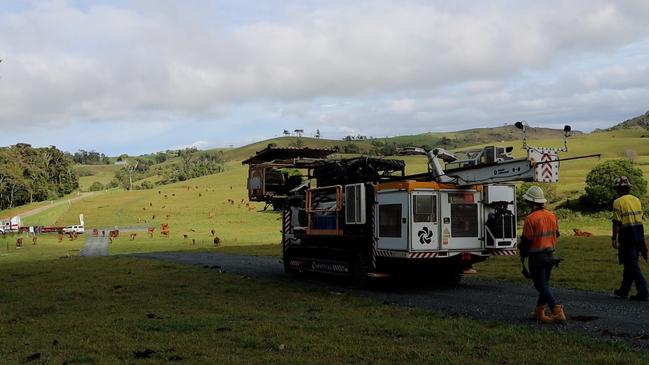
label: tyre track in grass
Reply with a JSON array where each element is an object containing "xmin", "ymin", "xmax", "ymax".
[{"xmin": 130, "ymin": 251, "xmax": 649, "ymax": 350}]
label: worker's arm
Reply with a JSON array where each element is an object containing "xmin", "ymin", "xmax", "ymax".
[
  {"xmin": 611, "ymin": 199, "xmax": 622, "ymax": 249},
  {"xmin": 611, "ymin": 221, "xmax": 620, "ymax": 249},
  {"xmin": 519, "ymin": 219, "xmax": 533, "ymax": 258}
]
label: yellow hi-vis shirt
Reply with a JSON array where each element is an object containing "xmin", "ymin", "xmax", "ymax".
[{"xmin": 613, "ymin": 194, "xmax": 644, "ymax": 227}]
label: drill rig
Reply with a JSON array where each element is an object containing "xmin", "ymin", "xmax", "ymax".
[{"xmin": 243, "ymin": 124, "xmax": 578, "ymax": 284}]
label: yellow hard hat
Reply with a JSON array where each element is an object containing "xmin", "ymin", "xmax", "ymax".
[{"xmin": 523, "ymin": 186, "xmax": 546, "ymax": 203}]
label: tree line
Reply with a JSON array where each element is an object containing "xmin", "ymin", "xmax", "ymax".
[
  {"xmin": 109, "ymin": 149, "xmax": 225, "ymax": 190},
  {"xmin": 0, "ymin": 144, "xmax": 78, "ymax": 210}
]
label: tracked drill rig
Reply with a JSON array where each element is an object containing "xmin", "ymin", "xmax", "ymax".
[{"xmin": 244, "ymin": 124, "xmax": 588, "ymax": 284}]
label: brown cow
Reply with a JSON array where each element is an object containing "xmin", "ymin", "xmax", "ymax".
[
  {"xmin": 92, "ymin": 228, "xmax": 99, "ymax": 237},
  {"xmin": 16, "ymin": 237, "xmax": 23, "ymax": 248},
  {"xmin": 58, "ymin": 232, "xmax": 64, "ymax": 242},
  {"xmin": 129, "ymin": 233, "xmax": 137, "ymax": 241},
  {"xmin": 573, "ymin": 229, "xmax": 593, "ymax": 237},
  {"xmin": 160, "ymin": 223, "xmax": 169, "ymax": 237},
  {"xmin": 147, "ymin": 227, "xmax": 155, "ymax": 238},
  {"xmin": 213, "ymin": 236, "xmax": 221, "ymax": 247},
  {"xmin": 32, "ymin": 236, "xmax": 38, "ymax": 245}
]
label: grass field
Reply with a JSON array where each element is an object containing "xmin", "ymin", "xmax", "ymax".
[
  {"xmin": 75, "ymin": 164, "xmax": 120, "ymax": 191},
  {"xmin": 1, "ymin": 127, "xmax": 649, "ymax": 363},
  {"xmin": 1, "ymin": 257, "xmax": 647, "ymax": 365}
]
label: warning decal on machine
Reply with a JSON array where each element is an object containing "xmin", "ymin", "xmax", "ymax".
[{"xmin": 529, "ymin": 148, "xmax": 559, "ymax": 183}]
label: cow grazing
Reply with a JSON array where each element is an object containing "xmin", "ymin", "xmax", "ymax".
[
  {"xmin": 160, "ymin": 231, "xmax": 169, "ymax": 238},
  {"xmin": 129, "ymin": 233, "xmax": 137, "ymax": 241},
  {"xmin": 573, "ymin": 229, "xmax": 593, "ymax": 237},
  {"xmin": 213, "ymin": 236, "xmax": 221, "ymax": 247}
]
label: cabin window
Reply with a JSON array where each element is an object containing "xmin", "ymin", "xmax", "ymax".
[
  {"xmin": 379, "ymin": 204, "xmax": 402, "ymax": 237},
  {"xmin": 450, "ymin": 203, "xmax": 478, "ymax": 237},
  {"xmin": 414, "ymin": 195, "xmax": 436, "ymax": 223}
]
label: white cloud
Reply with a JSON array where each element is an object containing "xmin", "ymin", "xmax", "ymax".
[
  {"xmin": 1, "ymin": 0, "xmax": 649, "ymax": 153},
  {"xmin": 171, "ymin": 140, "xmax": 210, "ymax": 151}
]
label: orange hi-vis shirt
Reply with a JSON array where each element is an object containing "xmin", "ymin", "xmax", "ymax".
[{"xmin": 523, "ymin": 208, "xmax": 559, "ymax": 253}]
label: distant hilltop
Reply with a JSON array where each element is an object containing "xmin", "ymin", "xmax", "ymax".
[{"xmin": 605, "ymin": 111, "xmax": 649, "ymax": 131}]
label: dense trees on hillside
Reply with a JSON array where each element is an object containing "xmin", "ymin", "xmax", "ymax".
[
  {"xmin": 111, "ymin": 150, "xmax": 225, "ymax": 189},
  {"xmin": 0, "ymin": 144, "xmax": 78, "ymax": 209},
  {"xmin": 72, "ymin": 149, "xmax": 110, "ymax": 164}
]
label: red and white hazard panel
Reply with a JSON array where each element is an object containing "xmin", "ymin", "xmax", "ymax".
[{"xmin": 529, "ymin": 148, "xmax": 559, "ymax": 183}]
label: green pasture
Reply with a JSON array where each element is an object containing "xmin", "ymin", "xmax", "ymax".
[
  {"xmin": 1, "ymin": 257, "xmax": 647, "ymax": 365},
  {"xmin": 22, "ymin": 202, "xmax": 71, "ymax": 227},
  {"xmin": 75, "ymin": 164, "xmax": 120, "ymax": 191},
  {"xmin": 54, "ymin": 163, "xmax": 280, "ymax": 248},
  {"xmin": 0, "ymin": 233, "xmax": 85, "ymax": 264}
]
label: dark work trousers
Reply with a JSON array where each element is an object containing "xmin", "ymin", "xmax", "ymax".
[
  {"xmin": 529, "ymin": 252, "xmax": 556, "ymax": 309},
  {"xmin": 618, "ymin": 248, "xmax": 649, "ymax": 297}
]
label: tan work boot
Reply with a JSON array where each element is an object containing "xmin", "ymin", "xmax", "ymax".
[
  {"xmin": 549, "ymin": 304, "xmax": 566, "ymax": 323},
  {"xmin": 533, "ymin": 304, "xmax": 553, "ymax": 323}
]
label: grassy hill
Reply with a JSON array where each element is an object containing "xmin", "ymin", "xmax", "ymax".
[
  {"xmin": 220, "ymin": 124, "xmax": 577, "ymax": 161},
  {"xmin": 75, "ymin": 164, "xmax": 120, "ymax": 191},
  {"xmin": 605, "ymin": 111, "xmax": 649, "ymax": 131}
]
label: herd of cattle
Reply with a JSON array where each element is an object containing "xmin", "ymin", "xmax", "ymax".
[{"xmin": 11, "ymin": 223, "xmax": 221, "ymax": 248}]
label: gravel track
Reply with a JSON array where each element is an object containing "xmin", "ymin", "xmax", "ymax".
[{"xmin": 130, "ymin": 251, "xmax": 649, "ymax": 349}]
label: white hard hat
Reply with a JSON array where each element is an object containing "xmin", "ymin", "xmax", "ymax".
[
  {"xmin": 523, "ymin": 186, "xmax": 546, "ymax": 203},
  {"xmin": 613, "ymin": 176, "xmax": 631, "ymax": 188}
]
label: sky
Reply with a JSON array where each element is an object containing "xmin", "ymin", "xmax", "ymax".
[{"xmin": 1, "ymin": 0, "xmax": 649, "ymax": 155}]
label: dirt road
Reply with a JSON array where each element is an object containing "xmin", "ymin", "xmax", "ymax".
[
  {"xmin": 130, "ymin": 251, "xmax": 649, "ymax": 350},
  {"xmin": 17, "ymin": 192, "xmax": 97, "ymax": 219}
]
